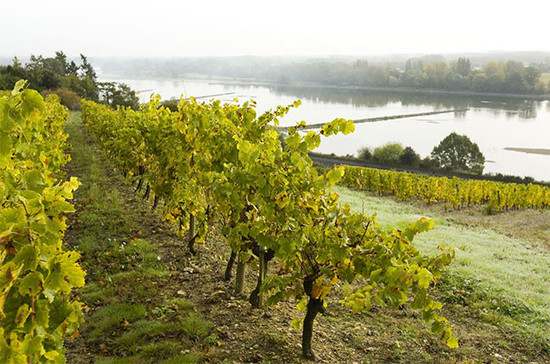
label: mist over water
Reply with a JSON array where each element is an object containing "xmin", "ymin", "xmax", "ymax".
[{"xmin": 105, "ymin": 78, "xmax": 550, "ymax": 182}]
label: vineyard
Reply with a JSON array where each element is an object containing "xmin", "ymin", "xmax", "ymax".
[
  {"xmin": 338, "ymin": 165, "xmax": 550, "ymax": 211},
  {"xmin": 2, "ymin": 83, "xmax": 549, "ymax": 363},
  {"xmin": 78, "ymin": 96, "xmax": 456, "ymax": 360}
]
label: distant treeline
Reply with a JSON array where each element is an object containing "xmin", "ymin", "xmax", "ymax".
[
  {"xmin": 91, "ymin": 53, "xmax": 550, "ymax": 96},
  {"xmin": 0, "ymin": 51, "xmax": 139, "ymax": 110},
  {"xmin": 277, "ymin": 58, "xmax": 546, "ymax": 95}
]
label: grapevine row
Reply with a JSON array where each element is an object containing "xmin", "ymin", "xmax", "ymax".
[
  {"xmin": 81, "ymin": 96, "xmax": 457, "ymax": 359},
  {"xmin": 338, "ymin": 165, "xmax": 550, "ymax": 211},
  {"xmin": 0, "ymin": 81, "xmax": 85, "ymax": 362}
]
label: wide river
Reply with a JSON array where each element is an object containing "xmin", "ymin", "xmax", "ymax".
[{"xmin": 103, "ymin": 78, "xmax": 550, "ymax": 182}]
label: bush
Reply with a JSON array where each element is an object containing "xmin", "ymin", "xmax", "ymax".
[
  {"xmin": 419, "ymin": 156, "xmax": 437, "ymax": 170},
  {"xmin": 357, "ymin": 147, "xmax": 372, "ymax": 160},
  {"xmin": 372, "ymin": 143, "xmax": 404, "ymax": 165},
  {"xmin": 43, "ymin": 87, "xmax": 81, "ymax": 110}
]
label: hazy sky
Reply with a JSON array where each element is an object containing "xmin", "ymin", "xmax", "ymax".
[{"xmin": 2, "ymin": 0, "xmax": 549, "ymax": 58}]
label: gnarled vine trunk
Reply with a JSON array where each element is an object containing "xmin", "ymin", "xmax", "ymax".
[
  {"xmin": 301, "ymin": 273, "xmax": 325, "ymax": 360},
  {"xmin": 224, "ymin": 251, "xmax": 237, "ymax": 281},
  {"xmin": 302, "ymin": 297, "xmax": 325, "ymax": 360}
]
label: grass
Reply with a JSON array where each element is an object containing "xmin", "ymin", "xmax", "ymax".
[
  {"xmin": 115, "ymin": 320, "xmax": 180, "ymax": 347},
  {"xmin": 334, "ymin": 185, "xmax": 550, "ymax": 347},
  {"xmin": 88, "ymin": 303, "xmax": 147, "ymax": 340},
  {"xmin": 64, "ymin": 112, "xmax": 216, "ymax": 362},
  {"xmin": 180, "ymin": 313, "xmax": 215, "ymax": 340}
]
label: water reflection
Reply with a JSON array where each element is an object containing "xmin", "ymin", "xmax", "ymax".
[{"xmin": 233, "ymin": 84, "xmax": 543, "ymax": 120}]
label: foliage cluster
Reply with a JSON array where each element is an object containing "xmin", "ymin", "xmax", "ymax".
[
  {"xmin": 359, "ymin": 133, "xmax": 485, "ymax": 174},
  {"xmin": 373, "ymin": 143, "xmax": 404, "ymax": 165},
  {"xmin": 97, "ymin": 55, "xmax": 549, "ymax": 96},
  {"xmin": 0, "ymin": 81, "xmax": 84, "ymax": 362},
  {"xmin": 0, "ymin": 52, "xmax": 139, "ymax": 110},
  {"xmin": 431, "ymin": 132, "xmax": 485, "ymax": 174},
  {"xmin": 359, "ymin": 143, "xmax": 421, "ymax": 168},
  {"xmin": 64, "ymin": 111, "xmax": 215, "ymax": 363},
  {"xmin": 42, "ymin": 88, "xmax": 82, "ymax": 110},
  {"xmin": 276, "ymin": 58, "xmax": 546, "ymax": 94},
  {"xmin": 81, "ymin": 96, "xmax": 456, "ymax": 359}
]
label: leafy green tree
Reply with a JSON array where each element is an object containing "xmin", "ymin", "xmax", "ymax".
[
  {"xmin": 431, "ymin": 132, "xmax": 485, "ymax": 174},
  {"xmin": 373, "ymin": 143, "xmax": 404, "ymax": 165},
  {"xmin": 523, "ymin": 66, "xmax": 542, "ymax": 90},
  {"xmin": 55, "ymin": 51, "xmax": 68, "ymax": 75},
  {"xmin": 424, "ymin": 61, "xmax": 449, "ymax": 88},
  {"xmin": 400, "ymin": 146, "xmax": 421, "ymax": 166},
  {"xmin": 79, "ymin": 53, "xmax": 97, "ymax": 81},
  {"xmin": 405, "ymin": 58, "xmax": 424, "ymax": 73},
  {"xmin": 453, "ymin": 57, "xmax": 471, "ymax": 77},
  {"xmin": 67, "ymin": 60, "xmax": 79, "ymax": 76},
  {"xmin": 99, "ymin": 82, "xmax": 140, "ymax": 110},
  {"xmin": 505, "ymin": 60, "xmax": 527, "ymax": 92},
  {"xmin": 0, "ymin": 58, "xmax": 28, "ymax": 90}
]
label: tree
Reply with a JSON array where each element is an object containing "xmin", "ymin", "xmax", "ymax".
[
  {"xmin": 80, "ymin": 53, "xmax": 97, "ymax": 81},
  {"xmin": 55, "ymin": 51, "xmax": 68, "ymax": 76},
  {"xmin": 504, "ymin": 60, "xmax": 527, "ymax": 92},
  {"xmin": 400, "ymin": 146, "xmax": 421, "ymax": 166},
  {"xmin": 431, "ymin": 132, "xmax": 485, "ymax": 174},
  {"xmin": 523, "ymin": 66, "xmax": 542, "ymax": 91},
  {"xmin": 67, "ymin": 60, "xmax": 79, "ymax": 76},
  {"xmin": 453, "ymin": 57, "xmax": 471, "ymax": 77},
  {"xmin": 99, "ymin": 82, "xmax": 140, "ymax": 110},
  {"xmin": 424, "ymin": 61, "xmax": 449, "ymax": 88}
]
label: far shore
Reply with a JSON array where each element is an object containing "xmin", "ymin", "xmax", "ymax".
[
  {"xmin": 98, "ymin": 74, "xmax": 550, "ymax": 101},
  {"xmin": 211, "ymin": 80, "xmax": 550, "ymax": 101},
  {"xmin": 505, "ymin": 147, "xmax": 550, "ymax": 156}
]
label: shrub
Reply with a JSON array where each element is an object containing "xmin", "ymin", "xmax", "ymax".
[
  {"xmin": 357, "ymin": 146, "xmax": 372, "ymax": 160},
  {"xmin": 43, "ymin": 87, "xmax": 82, "ymax": 110},
  {"xmin": 372, "ymin": 143, "xmax": 404, "ymax": 165},
  {"xmin": 161, "ymin": 99, "xmax": 179, "ymax": 111}
]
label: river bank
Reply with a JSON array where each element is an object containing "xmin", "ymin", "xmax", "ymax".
[
  {"xmin": 192, "ymin": 76, "xmax": 550, "ymax": 101},
  {"xmin": 100, "ymin": 73, "xmax": 550, "ymax": 101}
]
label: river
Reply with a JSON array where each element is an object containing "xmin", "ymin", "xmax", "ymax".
[{"xmin": 101, "ymin": 78, "xmax": 550, "ymax": 182}]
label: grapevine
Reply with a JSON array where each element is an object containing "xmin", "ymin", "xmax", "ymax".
[
  {"xmin": 338, "ymin": 165, "xmax": 550, "ymax": 211},
  {"xmin": 0, "ymin": 81, "xmax": 85, "ymax": 363},
  {"xmin": 82, "ymin": 96, "xmax": 457, "ymax": 359}
]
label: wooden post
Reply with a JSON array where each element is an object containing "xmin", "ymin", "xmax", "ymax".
[
  {"xmin": 235, "ymin": 257, "xmax": 245, "ymax": 295},
  {"xmin": 189, "ymin": 214, "xmax": 196, "ymax": 239}
]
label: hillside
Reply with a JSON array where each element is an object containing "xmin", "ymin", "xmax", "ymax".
[{"xmin": 63, "ymin": 112, "xmax": 549, "ymax": 363}]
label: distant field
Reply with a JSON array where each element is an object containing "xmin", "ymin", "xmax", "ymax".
[
  {"xmin": 541, "ymin": 73, "xmax": 550, "ymax": 85},
  {"xmin": 334, "ymin": 185, "xmax": 550, "ymax": 345}
]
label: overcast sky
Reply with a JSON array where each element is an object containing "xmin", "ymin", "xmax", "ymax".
[{"xmin": 2, "ymin": 0, "xmax": 549, "ymax": 58}]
